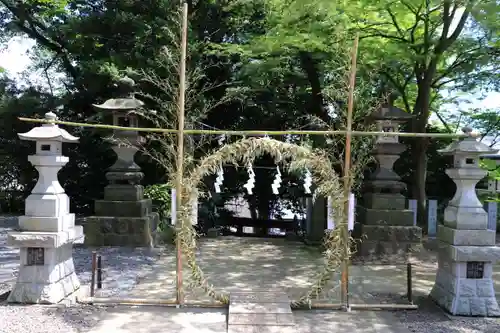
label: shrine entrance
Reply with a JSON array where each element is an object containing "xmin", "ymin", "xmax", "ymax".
[{"xmin": 177, "ymin": 136, "xmax": 348, "ymax": 307}]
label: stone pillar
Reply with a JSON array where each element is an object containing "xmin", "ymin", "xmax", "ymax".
[
  {"xmin": 84, "ymin": 77, "xmax": 158, "ymax": 247},
  {"xmin": 304, "ymin": 186, "xmax": 326, "ymax": 245},
  {"xmin": 430, "ymin": 127, "xmax": 500, "ymax": 316},
  {"xmin": 356, "ymin": 101, "xmax": 422, "ymax": 262},
  {"xmin": 8, "ymin": 112, "xmax": 84, "ymax": 304}
]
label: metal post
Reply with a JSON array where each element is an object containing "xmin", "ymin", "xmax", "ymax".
[
  {"xmin": 90, "ymin": 251, "xmax": 97, "ymax": 297},
  {"xmin": 407, "ymin": 263, "xmax": 413, "ymax": 304},
  {"xmin": 97, "ymin": 255, "xmax": 103, "ymax": 289}
]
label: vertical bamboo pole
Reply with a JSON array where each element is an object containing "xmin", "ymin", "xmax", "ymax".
[
  {"xmin": 340, "ymin": 35, "xmax": 359, "ymax": 310},
  {"xmin": 175, "ymin": 2, "xmax": 189, "ymax": 305}
]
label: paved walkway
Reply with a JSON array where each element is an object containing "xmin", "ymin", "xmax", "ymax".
[
  {"xmin": 85, "ymin": 306, "xmax": 412, "ymax": 333},
  {"xmin": 111, "ymin": 237, "xmax": 500, "ymax": 303}
]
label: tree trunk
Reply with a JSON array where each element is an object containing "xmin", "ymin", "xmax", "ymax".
[
  {"xmin": 412, "ymin": 139, "xmax": 429, "ymax": 227},
  {"xmin": 411, "ymin": 72, "xmax": 434, "ymax": 227}
]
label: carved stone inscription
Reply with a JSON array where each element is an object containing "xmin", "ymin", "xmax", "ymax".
[{"xmin": 27, "ymin": 247, "xmax": 45, "ymax": 266}]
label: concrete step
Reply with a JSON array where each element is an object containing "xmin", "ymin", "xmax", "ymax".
[
  {"xmin": 228, "ymin": 325, "xmax": 297, "ymax": 333},
  {"xmin": 228, "ymin": 290, "xmax": 296, "ymax": 333}
]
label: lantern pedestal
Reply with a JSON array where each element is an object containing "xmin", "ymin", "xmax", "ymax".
[
  {"xmin": 355, "ymin": 143, "xmax": 422, "ymax": 262},
  {"xmin": 356, "ymin": 193, "xmax": 422, "ymax": 262},
  {"xmin": 7, "ymin": 230, "xmax": 83, "ymax": 304},
  {"xmin": 84, "ymin": 161, "xmax": 158, "ymax": 247},
  {"xmin": 8, "ymin": 112, "xmax": 83, "ymax": 304},
  {"xmin": 430, "ymin": 131, "xmax": 500, "ymax": 316}
]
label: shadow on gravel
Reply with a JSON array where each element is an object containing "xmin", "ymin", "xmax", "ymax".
[
  {"xmin": 42, "ymin": 304, "xmax": 108, "ymax": 332},
  {"xmin": 46, "ymin": 305, "xmax": 227, "ymax": 333},
  {"xmin": 391, "ymin": 296, "xmax": 500, "ymax": 333},
  {"xmin": 73, "ymin": 247, "xmax": 162, "ymax": 296}
]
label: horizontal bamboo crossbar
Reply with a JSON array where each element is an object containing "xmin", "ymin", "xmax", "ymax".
[
  {"xmin": 77, "ymin": 297, "xmax": 418, "ymax": 311},
  {"xmin": 77, "ymin": 296, "xmax": 226, "ymax": 308},
  {"xmin": 18, "ymin": 117, "xmax": 470, "ymax": 138}
]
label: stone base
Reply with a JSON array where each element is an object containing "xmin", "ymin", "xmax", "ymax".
[
  {"xmin": 429, "ymin": 240, "xmax": 500, "ymax": 316},
  {"xmin": 355, "ymin": 225, "xmax": 422, "ymax": 262},
  {"xmin": 358, "ymin": 207, "xmax": 414, "ymax": 226},
  {"xmin": 7, "ymin": 226, "xmax": 84, "ymax": 248},
  {"xmin": 7, "ymin": 243, "xmax": 81, "ymax": 304},
  {"xmin": 103, "ymin": 184, "xmax": 144, "ymax": 201},
  {"xmin": 83, "ymin": 213, "xmax": 159, "ymax": 247},
  {"xmin": 363, "ymin": 193, "xmax": 406, "ymax": 210},
  {"xmin": 206, "ymin": 227, "xmax": 220, "ymax": 238},
  {"xmin": 94, "ymin": 198, "xmax": 153, "ymax": 217},
  {"xmin": 430, "ymin": 267, "xmax": 500, "ymax": 316}
]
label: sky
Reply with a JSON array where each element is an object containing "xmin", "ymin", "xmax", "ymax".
[{"xmin": 0, "ymin": 37, "xmax": 35, "ymax": 75}]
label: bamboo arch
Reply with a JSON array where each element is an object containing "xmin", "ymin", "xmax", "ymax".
[{"xmin": 177, "ymin": 137, "xmax": 351, "ymax": 306}]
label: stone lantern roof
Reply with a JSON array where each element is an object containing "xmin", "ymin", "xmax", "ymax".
[
  {"xmin": 92, "ymin": 76, "xmax": 144, "ymax": 112},
  {"xmin": 439, "ymin": 127, "xmax": 498, "ymax": 155},
  {"xmin": 367, "ymin": 93, "xmax": 413, "ymax": 121},
  {"xmin": 18, "ymin": 112, "xmax": 79, "ymax": 143},
  {"xmin": 370, "ymin": 103, "xmax": 413, "ymax": 121}
]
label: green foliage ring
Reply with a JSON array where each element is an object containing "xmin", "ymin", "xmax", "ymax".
[{"xmin": 178, "ymin": 137, "xmax": 351, "ymax": 306}]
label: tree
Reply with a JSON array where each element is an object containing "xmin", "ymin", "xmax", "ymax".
[{"xmin": 348, "ymin": 0, "xmax": 500, "ymax": 224}]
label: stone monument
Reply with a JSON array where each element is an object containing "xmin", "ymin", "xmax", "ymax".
[
  {"xmin": 83, "ymin": 77, "xmax": 158, "ymax": 247},
  {"xmin": 8, "ymin": 112, "xmax": 84, "ymax": 303},
  {"xmin": 355, "ymin": 98, "xmax": 422, "ymax": 261},
  {"xmin": 430, "ymin": 127, "xmax": 500, "ymax": 316}
]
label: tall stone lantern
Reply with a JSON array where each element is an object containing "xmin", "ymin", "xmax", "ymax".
[
  {"xmin": 356, "ymin": 97, "xmax": 422, "ymax": 261},
  {"xmin": 8, "ymin": 112, "xmax": 84, "ymax": 303},
  {"xmin": 84, "ymin": 77, "xmax": 158, "ymax": 247},
  {"xmin": 430, "ymin": 127, "xmax": 500, "ymax": 316},
  {"xmin": 480, "ymin": 152, "xmax": 500, "ymax": 193}
]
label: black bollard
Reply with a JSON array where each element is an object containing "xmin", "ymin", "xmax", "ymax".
[{"xmin": 97, "ymin": 255, "xmax": 103, "ymax": 289}]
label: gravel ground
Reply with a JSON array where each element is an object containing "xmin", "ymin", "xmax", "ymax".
[
  {"xmin": 0, "ymin": 216, "xmax": 163, "ymax": 333},
  {"xmin": 393, "ymin": 296, "xmax": 500, "ymax": 333}
]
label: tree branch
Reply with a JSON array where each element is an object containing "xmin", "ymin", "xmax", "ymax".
[
  {"xmin": 382, "ymin": 71, "xmax": 412, "ymax": 113},
  {"xmin": 433, "ymin": 110, "xmax": 452, "ymax": 132},
  {"xmin": 359, "ymin": 33, "xmax": 409, "ymax": 44},
  {"xmin": 0, "ymin": 0, "xmax": 84, "ymax": 90},
  {"xmin": 480, "ymin": 117, "xmax": 500, "ymax": 141},
  {"xmin": 386, "ymin": 7, "xmax": 404, "ymax": 38},
  {"xmin": 437, "ymin": 3, "xmax": 471, "ymax": 53}
]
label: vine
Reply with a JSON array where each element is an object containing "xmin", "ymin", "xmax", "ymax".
[{"xmin": 177, "ymin": 137, "xmax": 352, "ymax": 306}]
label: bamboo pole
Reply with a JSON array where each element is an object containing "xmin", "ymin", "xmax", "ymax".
[
  {"xmin": 175, "ymin": 2, "xmax": 189, "ymax": 306},
  {"xmin": 76, "ymin": 297, "xmax": 418, "ymax": 311},
  {"xmin": 17, "ymin": 117, "xmax": 472, "ymax": 138},
  {"xmin": 77, "ymin": 296, "xmax": 226, "ymax": 308},
  {"xmin": 340, "ymin": 35, "xmax": 359, "ymax": 311}
]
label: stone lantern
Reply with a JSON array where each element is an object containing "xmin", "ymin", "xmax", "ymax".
[
  {"xmin": 94, "ymin": 76, "xmax": 145, "ymax": 185},
  {"xmin": 480, "ymin": 153, "xmax": 500, "ymax": 193},
  {"xmin": 355, "ymin": 96, "xmax": 422, "ymax": 261},
  {"xmin": 430, "ymin": 127, "xmax": 500, "ymax": 316},
  {"xmin": 8, "ymin": 112, "xmax": 84, "ymax": 303},
  {"xmin": 84, "ymin": 77, "xmax": 158, "ymax": 247}
]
